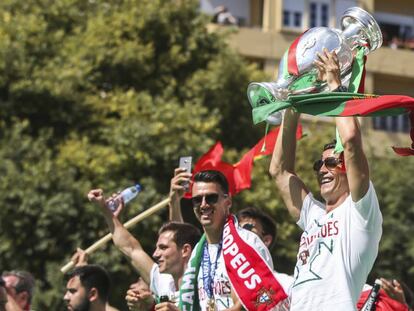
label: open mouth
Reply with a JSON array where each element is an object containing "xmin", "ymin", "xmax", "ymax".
[
  {"xmin": 320, "ymin": 176, "xmax": 333, "ymax": 185},
  {"xmin": 200, "ymin": 207, "xmax": 214, "ymax": 217}
]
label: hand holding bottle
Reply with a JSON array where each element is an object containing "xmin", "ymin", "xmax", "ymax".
[
  {"xmin": 88, "ymin": 184, "xmax": 141, "ymax": 216},
  {"xmin": 107, "ymin": 184, "xmax": 141, "ymax": 213}
]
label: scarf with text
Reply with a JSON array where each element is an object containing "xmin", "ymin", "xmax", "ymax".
[{"xmin": 178, "ymin": 216, "xmax": 287, "ymax": 311}]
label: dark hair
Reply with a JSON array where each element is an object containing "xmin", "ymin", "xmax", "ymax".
[
  {"xmin": 2, "ymin": 271, "xmax": 35, "ymax": 303},
  {"xmin": 323, "ymin": 139, "xmax": 337, "ymax": 151},
  {"xmin": 193, "ymin": 170, "xmax": 229, "ymax": 194},
  {"xmin": 66, "ymin": 265, "xmax": 110, "ymax": 303},
  {"xmin": 158, "ymin": 222, "xmax": 201, "ymax": 250},
  {"xmin": 0, "ymin": 278, "xmax": 4, "ymax": 287},
  {"xmin": 236, "ymin": 207, "xmax": 277, "ymax": 249},
  {"xmin": 400, "ymin": 280, "xmax": 414, "ymax": 309}
]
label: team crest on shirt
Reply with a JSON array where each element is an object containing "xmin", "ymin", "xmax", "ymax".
[
  {"xmin": 299, "ymin": 249, "xmax": 310, "ymax": 265},
  {"xmin": 254, "ymin": 287, "xmax": 275, "ymax": 307}
]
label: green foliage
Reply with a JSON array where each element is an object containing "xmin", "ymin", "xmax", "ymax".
[
  {"xmin": 1, "ymin": 0, "xmax": 413, "ymax": 309},
  {"xmin": 0, "ymin": 0, "xmax": 264, "ymax": 309},
  {"xmin": 368, "ymin": 150, "xmax": 414, "ymax": 283}
]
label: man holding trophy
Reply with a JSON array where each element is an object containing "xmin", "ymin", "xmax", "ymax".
[{"xmin": 264, "ymin": 7, "xmax": 383, "ymax": 311}]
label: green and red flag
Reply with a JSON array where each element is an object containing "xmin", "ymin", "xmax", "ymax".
[{"xmin": 184, "ymin": 125, "xmax": 303, "ymax": 197}]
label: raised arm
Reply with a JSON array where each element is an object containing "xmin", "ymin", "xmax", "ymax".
[
  {"xmin": 315, "ymin": 48, "xmax": 369, "ymax": 201},
  {"xmin": 336, "ymin": 116, "xmax": 369, "ymax": 201},
  {"xmin": 87, "ymin": 189, "xmax": 154, "ymax": 284},
  {"xmin": 168, "ymin": 168, "xmax": 191, "ymax": 222},
  {"xmin": 269, "ymin": 109, "xmax": 309, "ymax": 221}
]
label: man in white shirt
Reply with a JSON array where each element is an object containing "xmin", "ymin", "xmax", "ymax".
[
  {"xmin": 88, "ymin": 189, "xmax": 201, "ymax": 310},
  {"xmin": 179, "ymin": 170, "xmax": 277, "ymax": 311},
  {"xmin": 269, "ymin": 49, "xmax": 383, "ymax": 311}
]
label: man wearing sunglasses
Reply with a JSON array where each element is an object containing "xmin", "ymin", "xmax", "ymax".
[
  {"xmin": 236, "ymin": 207, "xmax": 294, "ymax": 294},
  {"xmin": 269, "ymin": 49, "xmax": 383, "ymax": 311},
  {"xmin": 179, "ymin": 170, "xmax": 287, "ymax": 311}
]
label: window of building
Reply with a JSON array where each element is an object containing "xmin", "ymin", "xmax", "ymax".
[
  {"xmin": 321, "ymin": 4, "xmax": 328, "ymax": 27},
  {"xmin": 294, "ymin": 12, "xmax": 302, "ymax": 27},
  {"xmin": 283, "ymin": 9, "xmax": 302, "ymax": 28},
  {"xmin": 309, "ymin": 2, "xmax": 330, "ymax": 28},
  {"xmin": 283, "ymin": 0, "xmax": 305, "ymax": 29},
  {"xmin": 373, "ymin": 115, "xmax": 410, "ymax": 133},
  {"xmin": 283, "ymin": 10, "xmax": 290, "ymax": 26},
  {"xmin": 310, "ymin": 3, "xmax": 317, "ymax": 27}
]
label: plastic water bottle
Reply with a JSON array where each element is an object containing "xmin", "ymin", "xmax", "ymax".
[
  {"xmin": 360, "ymin": 279, "xmax": 382, "ymax": 311},
  {"xmin": 107, "ymin": 184, "xmax": 141, "ymax": 212}
]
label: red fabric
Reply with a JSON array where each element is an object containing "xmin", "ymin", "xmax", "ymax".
[
  {"xmin": 223, "ymin": 215, "xmax": 287, "ymax": 310},
  {"xmin": 233, "ymin": 125, "xmax": 303, "ymax": 193},
  {"xmin": 184, "ymin": 142, "xmax": 236, "ymax": 197},
  {"xmin": 393, "ymin": 110, "xmax": 414, "ymax": 155},
  {"xmin": 340, "ymin": 95, "xmax": 414, "ymax": 155},
  {"xmin": 357, "ymin": 289, "xmax": 409, "ymax": 311},
  {"xmin": 287, "ymin": 32, "xmax": 305, "ymax": 76},
  {"xmin": 184, "ymin": 125, "xmax": 303, "ymax": 197},
  {"xmin": 340, "ymin": 95, "xmax": 414, "ymax": 116}
]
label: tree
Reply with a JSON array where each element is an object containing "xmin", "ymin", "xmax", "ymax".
[
  {"xmin": 0, "ymin": 0, "xmax": 266, "ymax": 308},
  {"xmin": 1, "ymin": 0, "xmax": 413, "ymax": 309}
]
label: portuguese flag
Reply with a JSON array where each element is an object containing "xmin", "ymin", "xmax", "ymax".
[{"xmin": 183, "ymin": 125, "xmax": 303, "ymax": 197}]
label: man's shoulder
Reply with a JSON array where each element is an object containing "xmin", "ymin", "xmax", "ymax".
[{"xmin": 238, "ymin": 226, "xmax": 264, "ymax": 245}]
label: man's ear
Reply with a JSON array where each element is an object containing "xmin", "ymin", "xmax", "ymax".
[
  {"xmin": 181, "ymin": 243, "xmax": 193, "ymax": 259},
  {"xmin": 262, "ymin": 234, "xmax": 273, "ymax": 249},
  {"xmin": 88, "ymin": 287, "xmax": 99, "ymax": 302},
  {"xmin": 225, "ymin": 194, "xmax": 232, "ymax": 209}
]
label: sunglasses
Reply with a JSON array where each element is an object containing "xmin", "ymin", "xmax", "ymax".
[
  {"xmin": 242, "ymin": 223, "xmax": 265, "ymax": 237},
  {"xmin": 191, "ymin": 193, "xmax": 220, "ymax": 208},
  {"xmin": 313, "ymin": 157, "xmax": 342, "ymax": 171}
]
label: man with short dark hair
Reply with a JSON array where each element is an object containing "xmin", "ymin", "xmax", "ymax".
[
  {"xmin": 0, "ymin": 278, "xmax": 8, "ymax": 311},
  {"xmin": 88, "ymin": 188, "xmax": 201, "ymax": 310},
  {"xmin": 179, "ymin": 170, "xmax": 284, "ymax": 310},
  {"xmin": 236, "ymin": 207, "xmax": 277, "ymax": 249},
  {"xmin": 63, "ymin": 264, "xmax": 110, "ymax": 311},
  {"xmin": 236, "ymin": 207, "xmax": 293, "ymax": 296},
  {"xmin": 269, "ymin": 49, "xmax": 383, "ymax": 310},
  {"xmin": 69, "ymin": 248, "xmax": 119, "ymax": 311},
  {"xmin": 2, "ymin": 270, "xmax": 35, "ymax": 311}
]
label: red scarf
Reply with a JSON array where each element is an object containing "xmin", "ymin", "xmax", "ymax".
[{"xmin": 222, "ymin": 215, "xmax": 288, "ymax": 310}]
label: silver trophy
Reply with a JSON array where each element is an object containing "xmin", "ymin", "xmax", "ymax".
[{"xmin": 247, "ymin": 7, "xmax": 383, "ymax": 125}]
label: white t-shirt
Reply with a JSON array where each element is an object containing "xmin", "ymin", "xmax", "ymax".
[
  {"xmin": 274, "ymin": 271, "xmax": 294, "ymax": 294},
  {"xmin": 150, "ymin": 264, "xmax": 178, "ymax": 304},
  {"xmin": 290, "ymin": 182, "xmax": 382, "ymax": 311},
  {"xmin": 193, "ymin": 227, "xmax": 273, "ymax": 311}
]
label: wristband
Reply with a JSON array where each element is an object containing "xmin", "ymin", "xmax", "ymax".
[{"xmin": 333, "ymin": 85, "xmax": 347, "ymax": 92}]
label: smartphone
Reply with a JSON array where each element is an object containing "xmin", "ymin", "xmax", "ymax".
[
  {"xmin": 179, "ymin": 156, "xmax": 192, "ymax": 191},
  {"xmin": 159, "ymin": 295, "xmax": 170, "ymax": 303}
]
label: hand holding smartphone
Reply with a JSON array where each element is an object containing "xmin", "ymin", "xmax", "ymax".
[{"xmin": 178, "ymin": 156, "xmax": 192, "ymax": 191}]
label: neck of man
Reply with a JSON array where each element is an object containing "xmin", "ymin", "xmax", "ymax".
[
  {"xmin": 204, "ymin": 226, "xmax": 223, "ymax": 244},
  {"xmin": 90, "ymin": 300, "xmax": 106, "ymax": 311},
  {"xmin": 324, "ymin": 191, "xmax": 349, "ymax": 213},
  {"xmin": 174, "ymin": 260, "xmax": 189, "ymax": 289}
]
